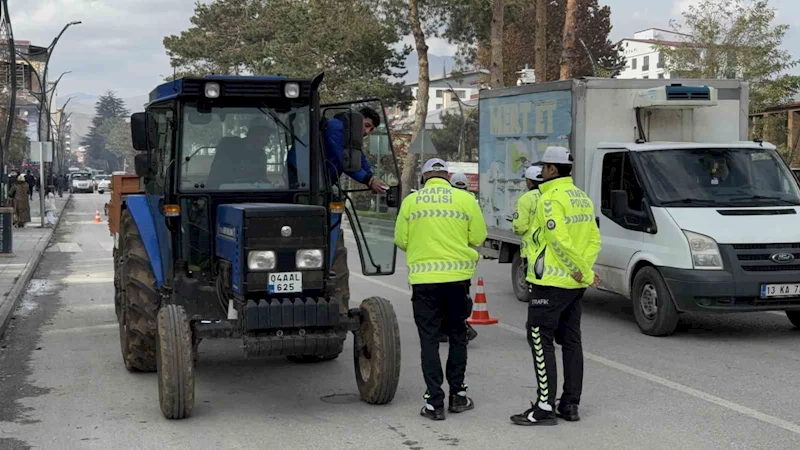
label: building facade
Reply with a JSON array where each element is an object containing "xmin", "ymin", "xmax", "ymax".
[
  {"xmin": 389, "ymin": 70, "xmax": 483, "ymax": 127},
  {"xmin": 616, "ymin": 28, "xmax": 690, "ymax": 80}
]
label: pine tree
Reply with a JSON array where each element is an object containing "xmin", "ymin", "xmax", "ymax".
[{"xmin": 80, "ymin": 91, "xmax": 129, "ymax": 171}]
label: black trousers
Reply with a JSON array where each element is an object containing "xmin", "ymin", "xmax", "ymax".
[
  {"xmin": 412, "ymin": 281, "xmax": 473, "ymax": 408},
  {"xmin": 526, "ymin": 284, "xmax": 585, "ymax": 408}
]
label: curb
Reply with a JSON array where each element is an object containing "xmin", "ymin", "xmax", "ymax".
[{"xmin": 0, "ymin": 193, "xmax": 72, "ymax": 340}]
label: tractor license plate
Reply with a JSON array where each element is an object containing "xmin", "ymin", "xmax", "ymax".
[
  {"xmin": 761, "ymin": 283, "xmax": 800, "ymax": 298},
  {"xmin": 268, "ymin": 272, "xmax": 302, "ymax": 294}
]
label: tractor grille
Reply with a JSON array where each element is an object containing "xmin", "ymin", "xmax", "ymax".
[{"xmin": 245, "ymin": 215, "xmax": 326, "ymax": 249}]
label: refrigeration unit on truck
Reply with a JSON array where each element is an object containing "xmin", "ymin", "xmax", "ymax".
[{"xmin": 478, "ymin": 78, "xmax": 800, "ymax": 336}]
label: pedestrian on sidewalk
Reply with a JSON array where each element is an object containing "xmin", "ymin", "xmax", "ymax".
[
  {"xmin": 25, "ymin": 170, "xmax": 35, "ymax": 200},
  {"xmin": 45, "ymin": 187, "xmax": 57, "ymax": 227},
  {"xmin": 394, "ymin": 158, "xmax": 488, "ymax": 421},
  {"xmin": 510, "ymin": 147, "xmax": 601, "ymax": 427},
  {"xmin": 8, "ymin": 175, "xmax": 31, "ymax": 228}
]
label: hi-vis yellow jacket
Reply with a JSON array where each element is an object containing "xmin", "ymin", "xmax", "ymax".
[
  {"xmin": 395, "ymin": 178, "xmax": 488, "ymax": 285},
  {"xmin": 512, "ymin": 189, "xmax": 541, "ymax": 258},
  {"xmin": 527, "ymin": 177, "xmax": 601, "ymax": 289}
]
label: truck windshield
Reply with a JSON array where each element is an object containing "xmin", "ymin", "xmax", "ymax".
[
  {"xmin": 637, "ymin": 148, "xmax": 800, "ymax": 207},
  {"xmin": 180, "ymin": 104, "xmax": 310, "ymax": 191}
]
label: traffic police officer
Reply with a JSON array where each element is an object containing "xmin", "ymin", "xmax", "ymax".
[
  {"xmin": 395, "ymin": 158, "xmax": 487, "ymax": 421},
  {"xmin": 512, "ymin": 165, "xmax": 544, "ymax": 263},
  {"xmin": 510, "ymin": 146, "xmax": 601, "ymax": 426},
  {"xmin": 449, "ymin": 172, "xmax": 479, "ymax": 343}
]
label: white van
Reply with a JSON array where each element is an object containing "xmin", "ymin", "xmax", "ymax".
[{"xmin": 478, "ymin": 79, "xmax": 800, "ymax": 336}]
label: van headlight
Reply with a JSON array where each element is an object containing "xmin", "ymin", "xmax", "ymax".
[
  {"xmin": 247, "ymin": 250, "xmax": 276, "ymax": 271},
  {"xmin": 296, "ymin": 249, "xmax": 323, "ymax": 269},
  {"xmin": 682, "ymin": 230, "xmax": 723, "ymax": 270}
]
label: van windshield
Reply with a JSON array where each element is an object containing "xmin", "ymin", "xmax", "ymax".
[{"xmin": 636, "ymin": 148, "xmax": 800, "ymax": 207}]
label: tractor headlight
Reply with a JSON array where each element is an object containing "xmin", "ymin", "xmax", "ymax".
[
  {"xmin": 296, "ymin": 249, "xmax": 323, "ymax": 269},
  {"xmin": 247, "ymin": 250, "xmax": 276, "ymax": 271},
  {"xmin": 284, "ymin": 82, "xmax": 300, "ymax": 99},
  {"xmin": 204, "ymin": 82, "xmax": 221, "ymax": 99}
]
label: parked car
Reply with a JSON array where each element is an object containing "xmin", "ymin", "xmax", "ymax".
[{"xmin": 95, "ymin": 175, "xmax": 111, "ymax": 193}]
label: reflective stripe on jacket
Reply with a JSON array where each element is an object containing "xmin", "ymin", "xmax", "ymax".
[
  {"xmin": 395, "ymin": 178, "xmax": 487, "ymax": 285},
  {"xmin": 526, "ymin": 176, "xmax": 601, "ymax": 289}
]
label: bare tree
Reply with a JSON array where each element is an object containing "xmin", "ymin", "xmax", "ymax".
[
  {"xmin": 399, "ymin": 0, "xmax": 431, "ymax": 198},
  {"xmin": 535, "ymin": 0, "xmax": 547, "ymax": 82},
  {"xmin": 560, "ymin": 0, "xmax": 578, "ymax": 80},
  {"xmin": 490, "ymin": 0, "xmax": 505, "ymax": 88}
]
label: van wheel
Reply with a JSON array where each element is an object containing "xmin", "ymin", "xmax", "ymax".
[
  {"xmin": 511, "ymin": 250, "xmax": 529, "ymax": 302},
  {"xmin": 785, "ymin": 311, "xmax": 800, "ymax": 328},
  {"xmin": 632, "ymin": 267, "xmax": 679, "ymax": 336}
]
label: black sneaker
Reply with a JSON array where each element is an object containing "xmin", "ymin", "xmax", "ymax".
[
  {"xmin": 466, "ymin": 323, "xmax": 478, "ymax": 341},
  {"xmin": 420, "ymin": 405, "xmax": 445, "ymax": 421},
  {"xmin": 510, "ymin": 402, "xmax": 557, "ymax": 426},
  {"xmin": 556, "ymin": 402, "xmax": 580, "ymax": 422},
  {"xmin": 448, "ymin": 392, "xmax": 475, "ymax": 413}
]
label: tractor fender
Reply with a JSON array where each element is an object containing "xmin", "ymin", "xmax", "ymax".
[{"xmin": 125, "ymin": 195, "xmax": 167, "ymax": 288}]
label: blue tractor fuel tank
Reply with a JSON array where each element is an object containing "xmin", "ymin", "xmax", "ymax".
[{"xmin": 215, "ymin": 203, "xmax": 328, "ymax": 296}]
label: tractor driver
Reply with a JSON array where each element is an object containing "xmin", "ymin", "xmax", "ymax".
[{"xmin": 239, "ymin": 117, "xmax": 273, "ymax": 184}]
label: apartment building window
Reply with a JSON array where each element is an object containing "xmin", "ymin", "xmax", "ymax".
[
  {"xmin": 658, "ymin": 73, "xmax": 664, "ymax": 79},
  {"xmin": 656, "ymin": 54, "xmax": 663, "ymax": 69},
  {"xmin": 435, "ymin": 90, "xmax": 444, "ymax": 98},
  {"xmin": 631, "ymin": 58, "xmax": 637, "ymax": 70},
  {"xmin": 642, "ymin": 56, "xmax": 650, "ymax": 71},
  {"xmin": 642, "ymin": 75, "xmax": 649, "ymax": 79}
]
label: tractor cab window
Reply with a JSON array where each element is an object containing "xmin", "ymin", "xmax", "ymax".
[{"xmin": 179, "ymin": 104, "xmax": 311, "ymax": 192}]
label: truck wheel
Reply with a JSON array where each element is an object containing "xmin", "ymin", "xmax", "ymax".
[
  {"xmin": 354, "ymin": 297, "xmax": 401, "ymax": 405},
  {"xmin": 118, "ymin": 210, "xmax": 159, "ymax": 372},
  {"xmin": 156, "ymin": 304, "xmax": 194, "ymax": 420},
  {"xmin": 632, "ymin": 267, "xmax": 679, "ymax": 336},
  {"xmin": 785, "ymin": 311, "xmax": 800, "ymax": 328},
  {"xmin": 331, "ymin": 229, "xmax": 350, "ymax": 310},
  {"xmin": 511, "ymin": 250, "xmax": 530, "ymax": 302}
]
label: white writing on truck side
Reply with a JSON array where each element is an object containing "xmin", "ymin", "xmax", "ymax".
[{"xmin": 489, "ymin": 100, "xmax": 557, "ymax": 135}]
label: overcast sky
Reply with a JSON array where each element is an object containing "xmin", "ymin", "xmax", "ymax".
[{"xmin": 11, "ymin": 0, "xmax": 800, "ymax": 103}]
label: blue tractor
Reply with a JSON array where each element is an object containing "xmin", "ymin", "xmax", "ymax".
[{"xmin": 110, "ymin": 73, "xmax": 403, "ymax": 419}]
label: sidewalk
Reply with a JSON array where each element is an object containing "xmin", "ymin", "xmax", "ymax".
[{"xmin": 0, "ymin": 192, "xmax": 70, "ymax": 339}]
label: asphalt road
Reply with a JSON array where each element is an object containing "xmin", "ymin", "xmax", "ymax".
[{"xmin": 2, "ymin": 194, "xmax": 800, "ymax": 449}]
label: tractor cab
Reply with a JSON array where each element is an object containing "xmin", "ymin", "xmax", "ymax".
[{"xmin": 110, "ymin": 74, "xmax": 403, "ymax": 419}]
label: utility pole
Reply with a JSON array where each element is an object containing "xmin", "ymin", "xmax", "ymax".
[{"xmin": 0, "ymin": 0, "xmax": 16, "ymax": 205}]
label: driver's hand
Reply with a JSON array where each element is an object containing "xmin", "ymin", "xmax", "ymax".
[{"xmin": 368, "ymin": 177, "xmax": 388, "ymax": 194}]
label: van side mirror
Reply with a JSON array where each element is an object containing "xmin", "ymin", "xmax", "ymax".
[
  {"xmin": 131, "ymin": 112, "xmax": 157, "ymax": 152},
  {"xmin": 335, "ymin": 112, "xmax": 364, "ymax": 173}
]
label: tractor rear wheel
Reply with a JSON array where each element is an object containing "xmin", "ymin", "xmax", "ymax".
[
  {"xmin": 156, "ymin": 304, "xmax": 194, "ymax": 420},
  {"xmin": 118, "ymin": 210, "xmax": 159, "ymax": 372},
  {"xmin": 353, "ymin": 297, "xmax": 401, "ymax": 405}
]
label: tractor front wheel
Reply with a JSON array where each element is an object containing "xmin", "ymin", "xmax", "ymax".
[
  {"xmin": 353, "ymin": 297, "xmax": 401, "ymax": 405},
  {"xmin": 157, "ymin": 304, "xmax": 195, "ymax": 420}
]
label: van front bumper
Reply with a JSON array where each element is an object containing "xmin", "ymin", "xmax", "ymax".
[{"xmin": 658, "ymin": 266, "xmax": 800, "ymax": 313}]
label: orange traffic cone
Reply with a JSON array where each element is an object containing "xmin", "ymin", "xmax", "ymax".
[
  {"xmin": 94, "ymin": 210, "xmax": 102, "ymax": 223},
  {"xmin": 467, "ymin": 278, "xmax": 498, "ymax": 325}
]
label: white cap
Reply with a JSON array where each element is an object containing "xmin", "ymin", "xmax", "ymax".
[
  {"xmin": 450, "ymin": 172, "xmax": 468, "ymax": 188},
  {"xmin": 422, "ymin": 158, "xmax": 449, "ymax": 174},
  {"xmin": 540, "ymin": 146, "xmax": 573, "ymax": 165},
  {"xmin": 524, "ymin": 165, "xmax": 543, "ymax": 181}
]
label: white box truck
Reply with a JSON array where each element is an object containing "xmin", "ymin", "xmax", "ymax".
[{"xmin": 478, "ymin": 78, "xmax": 800, "ymax": 336}]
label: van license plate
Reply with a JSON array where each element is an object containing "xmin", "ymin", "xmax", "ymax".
[
  {"xmin": 268, "ymin": 272, "xmax": 302, "ymax": 294},
  {"xmin": 760, "ymin": 283, "xmax": 800, "ymax": 298}
]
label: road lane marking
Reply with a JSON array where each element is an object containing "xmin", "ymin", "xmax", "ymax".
[{"xmin": 353, "ymin": 272, "xmax": 800, "ymax": 436}]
